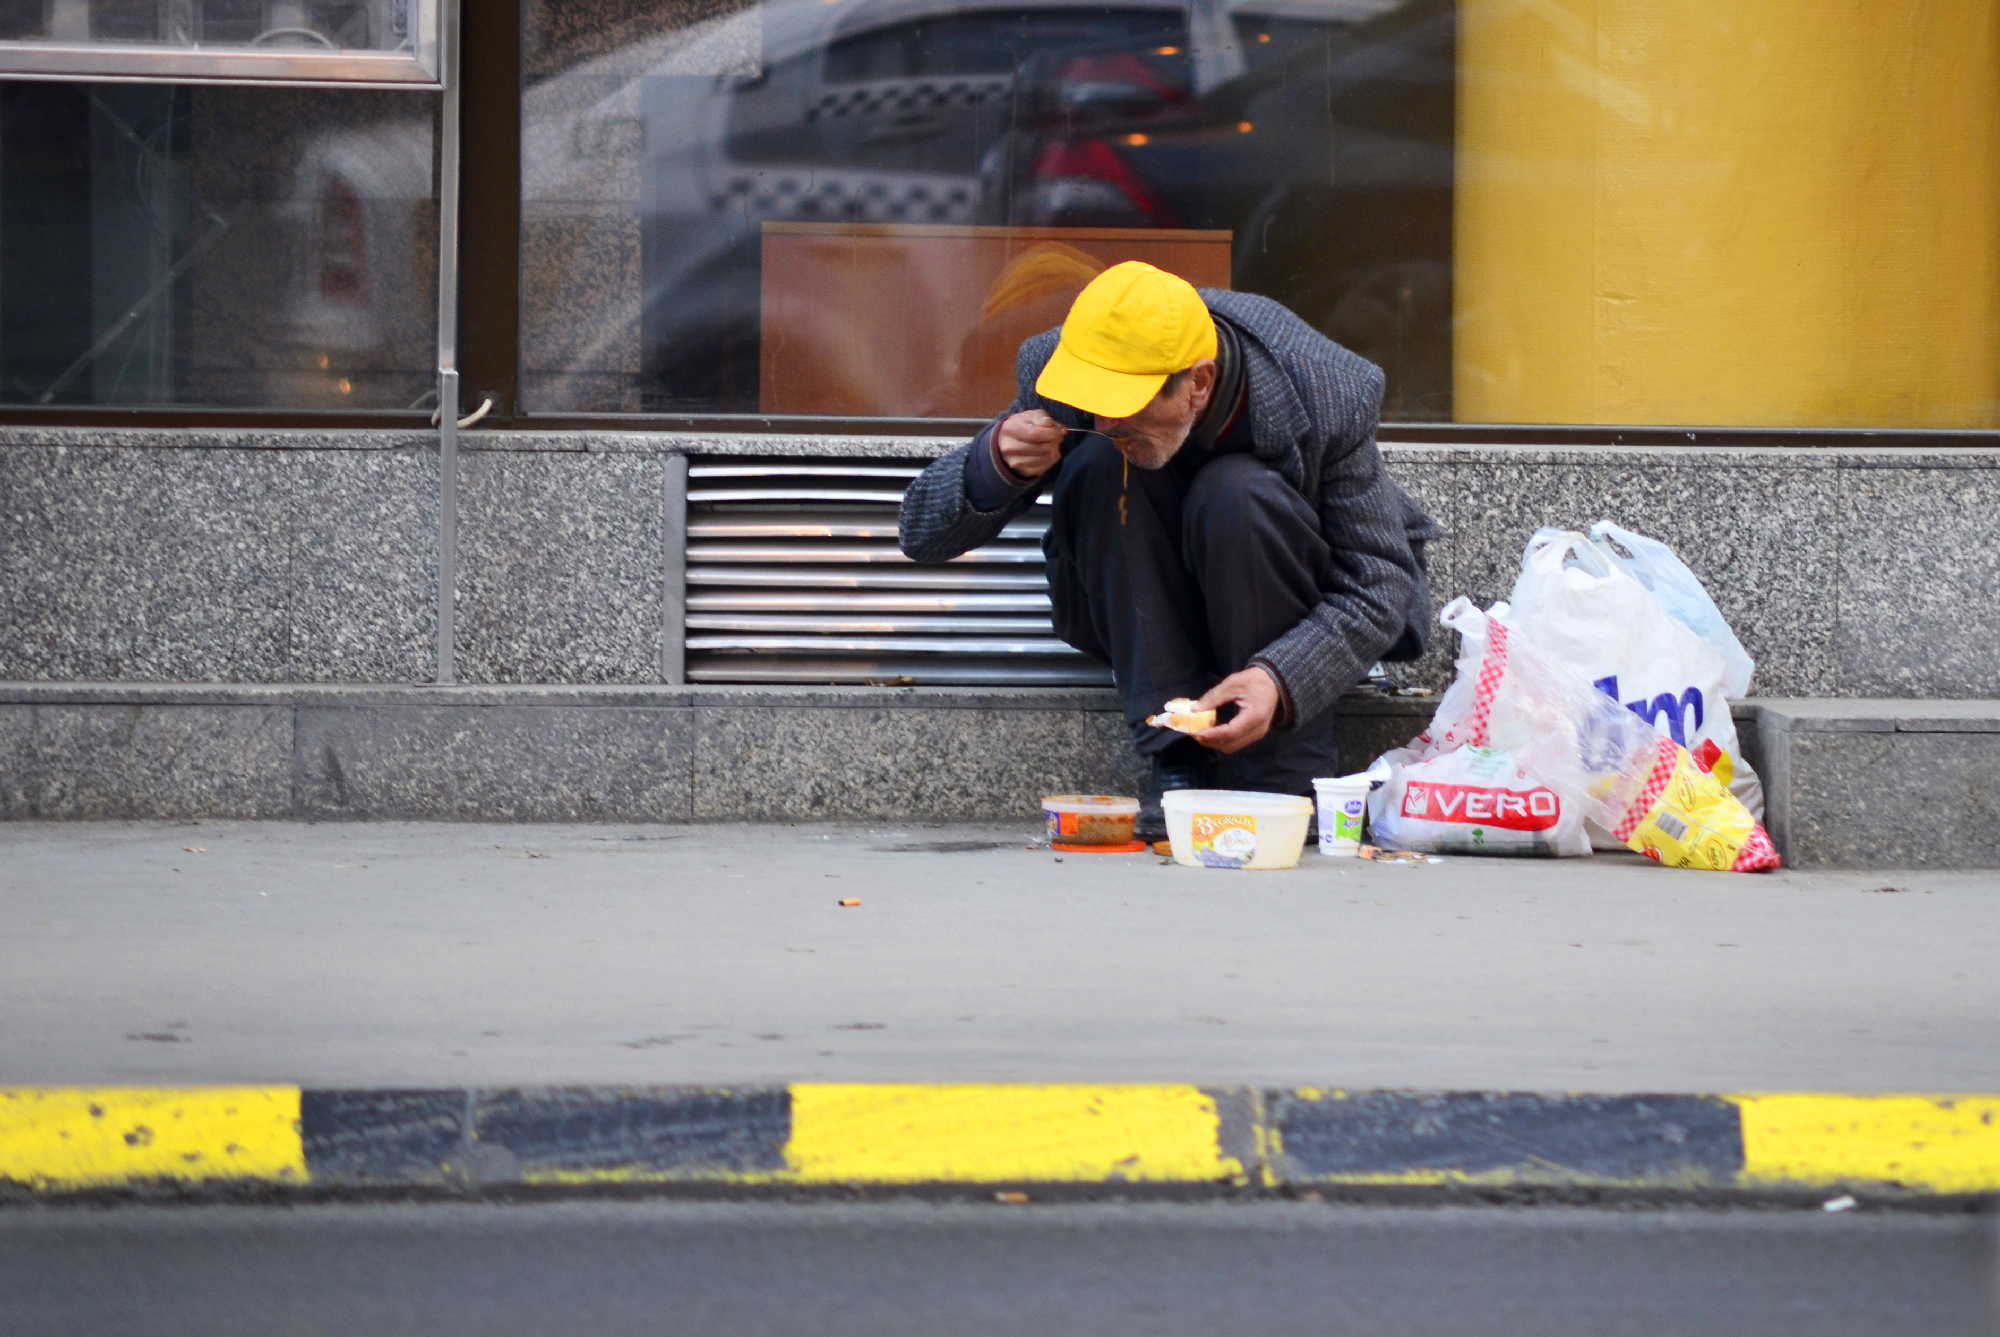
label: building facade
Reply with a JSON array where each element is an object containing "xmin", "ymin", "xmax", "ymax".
[{"xmin": 1, "ymin": 1, "xmax": 1995, "ymax": 860}]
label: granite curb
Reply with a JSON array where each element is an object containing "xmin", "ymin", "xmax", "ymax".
[
  {"xmin": 4, "ymin": 1085, "xmax": 1996, "ymax": 1202},
  {"xmin": 7, "ymin": 686, "xmax": 1998, "ymax": 866}
]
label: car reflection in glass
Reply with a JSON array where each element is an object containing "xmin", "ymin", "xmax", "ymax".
[
  {"xmin": 636, "ymin": 0, "xmax": 1453, "ymax": 417},
  {"xmin": 269, "ymin": 0, "xmax": 1455, "ymax": 418}
]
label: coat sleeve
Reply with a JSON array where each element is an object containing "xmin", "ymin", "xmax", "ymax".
[
  {"xmin": 897, "ymin": 331, "xmax": 1074, "ymax": 563},
  {"xmin": 1250, "ymin": 357, "xmax": 1434, "ymax": 726}
]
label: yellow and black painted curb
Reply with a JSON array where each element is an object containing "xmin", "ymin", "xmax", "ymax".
[{"xmin": 4, "ymin": 1085, "xmax": 1998, "ymax": 1197}]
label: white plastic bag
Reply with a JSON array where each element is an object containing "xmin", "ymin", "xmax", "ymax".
[
  {"xmin": 1428, "ymin": 598, "xmax": 1779, "ymax": 872},
  {"xmin": 1589, "ymin": 520, "xmax": 1754, "ymax": 697},
  {"xmin": 1365, "ymin": 740, "xmax": 1591, "ymax": 857},
  {"xmin": 1506, "ymin": 528, "xmax": 1764, "ymax": 824}
]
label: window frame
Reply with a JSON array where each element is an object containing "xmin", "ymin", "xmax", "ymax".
[{"xmin": 0, "ymin": 1, "xmax": 447, "ymax": 89}]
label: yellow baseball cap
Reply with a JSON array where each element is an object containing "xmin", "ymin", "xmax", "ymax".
[{"xmin": 1034, "ymin": 261, "xmax": 1217, "ymax": 419}]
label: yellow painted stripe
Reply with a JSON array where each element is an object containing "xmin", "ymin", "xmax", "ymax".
[
  {"xmin": 1733, "ymin": 1094, "xmax": 2000, "ymax": 1192},
  {"xmin": 786, "ymin": 1084, "xmax": 1243, "ymax": 1183},
  {"xmin": 0, "ymin": 1088, "xmax": 306, "ymax": 1189}
]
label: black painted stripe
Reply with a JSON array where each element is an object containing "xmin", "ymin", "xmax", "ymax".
[
  {"xmin": 301, "ymin": 1089, "xmax": 468, "ymax": 1183},
  {"xmin": 471, "ymin": 1086, "xmax": 792, "ymax": 1177},
  {"xmin": 1269, "ymin": 1090, "xmax": 1744, "ymax": 1183}
]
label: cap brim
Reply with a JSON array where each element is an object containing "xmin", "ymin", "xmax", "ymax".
[{"xmin": 1034, "ymin": 343, "xmax": 1167, "ymax": 420}]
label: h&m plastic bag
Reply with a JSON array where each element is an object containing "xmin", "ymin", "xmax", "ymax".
[
  {"xmin": 1505, "ymin": 528, "xmax": 1765, "ymax": 826},
  {"xmin": 1429, "ymin": 598, "xmax": 1780, "ymax": 872},
  {"xmin": 1365, "ymin": 740, "xmax": 1592, "ymax": 857}
]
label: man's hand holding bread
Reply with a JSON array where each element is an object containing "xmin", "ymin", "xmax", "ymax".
[{"xmin": 1146, "ymin": 665, "xmax": 1282, "ymax": 755}]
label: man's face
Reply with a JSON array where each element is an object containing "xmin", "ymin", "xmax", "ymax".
[{"xmin": 1094, "ymin": 361, "xmax": 1214, "ymax": 470}]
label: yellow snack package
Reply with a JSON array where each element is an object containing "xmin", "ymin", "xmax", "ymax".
[{"xmin": 1612, "ymin": 737, "xmax": 1780, "ymax": 871}]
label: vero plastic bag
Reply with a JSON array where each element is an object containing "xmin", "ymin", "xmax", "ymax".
[
  {"xmin": 1506, "ymin": 528, "xmax": 1764, "ymax": 826},
  {"xmin": 1365, "ymin": 741, "xmax": 1592, "ymax": 857},
  {"xmin": 1588, "ymin": 520, "xmax": 1755, "ymax": 698},
  {"xmin": 1429, "ymin": 598, "xmax": 1780, "ymax": 872}
]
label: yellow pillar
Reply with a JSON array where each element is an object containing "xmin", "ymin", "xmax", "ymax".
[{"xmin": 1454, "ymin": 0, "xmax": 2000, "ymax": 428}]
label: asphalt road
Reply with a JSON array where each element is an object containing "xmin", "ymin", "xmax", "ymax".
[{"xmin": 2, "ymin": 1201, "xmax": 1993, "ymax": 1336}]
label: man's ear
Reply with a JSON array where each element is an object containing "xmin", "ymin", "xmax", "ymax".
[{"xmin": 1188, "ymin": 358, "xmax": 1219, "ymax": 411}]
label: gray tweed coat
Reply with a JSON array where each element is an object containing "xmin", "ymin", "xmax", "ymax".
[{"xmin": 898, "ymin": 288, "xmax": 1441, "ymax": 728}]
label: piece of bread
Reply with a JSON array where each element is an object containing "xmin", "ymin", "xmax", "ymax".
[{"xmin": 1146, "ymin": 697, "xmax": 1217, "ymax": 733}]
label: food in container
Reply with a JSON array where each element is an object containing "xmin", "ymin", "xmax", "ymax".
[
  {"xmin": 1162, "ymin": 789, "xmax": 1314, "ymax": 869},
  {"xmin": 1041, "ymin": 793, "xmax": 1141, "ymax": 849}
]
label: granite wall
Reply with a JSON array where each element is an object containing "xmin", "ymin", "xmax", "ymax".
[
  {"xmin": 3, "ymin": 429, "xmax": 1994, "ymax": 864},
  {"xmin": 2, "ymin": 428, "xmax": 1995, "ymax": 699},
  {"xmin": 0, "ymin": 684, "xmax": 1149, "ymax": 824}
]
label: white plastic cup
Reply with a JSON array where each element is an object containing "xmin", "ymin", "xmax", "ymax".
[{"xmin": 1312, "ymin": 776, "xmax": 1371, "ymax": 857}]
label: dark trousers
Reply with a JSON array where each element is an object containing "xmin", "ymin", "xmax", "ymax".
[{"xmin": 1041, "ymin": 438, "xmax": 1344, "ymax": 796}]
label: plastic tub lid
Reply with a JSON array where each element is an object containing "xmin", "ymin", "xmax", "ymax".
[
  {"xmin": 1041, "ymin": 793, "xmax": 1140, "ymax": 814},
  {"xmin": 1159, "ymin": 788, "xmax": 1313, "ymax": 815}
]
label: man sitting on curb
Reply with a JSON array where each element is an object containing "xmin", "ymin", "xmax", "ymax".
[{"xmin": 899, "ymin": 260, "xmax": 1439, "ymax": 834}]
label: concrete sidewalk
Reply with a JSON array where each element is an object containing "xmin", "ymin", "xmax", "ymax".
[
  {"xmin": 4, "ymin": 819, "xmax": 1994, "ymax": 1091},
  {"xmin": 2, "ymin": 820, "xmax": 1996, "ymax": 1198}
]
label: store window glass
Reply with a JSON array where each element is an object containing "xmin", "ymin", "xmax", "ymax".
[
  {"xmin": 520, "ymin": 0, "xmax": 1997, "ymax": 429},
  {"xmin": 0, "ymin": 81, "xmax": 436, "ymax": 409},
  {"xmin": 520, "ymin": 0, "xmax": 1453, "ymax": 419}
]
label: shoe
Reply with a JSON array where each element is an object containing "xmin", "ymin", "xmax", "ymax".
[{"xmin": 1136, "ymin": 752, "xmax": 1213, "ymax": 842}]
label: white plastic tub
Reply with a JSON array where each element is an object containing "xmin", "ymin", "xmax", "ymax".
[{"xmin": 1161, "ymin": 789, "xmax": 1315, "ymax": 870}]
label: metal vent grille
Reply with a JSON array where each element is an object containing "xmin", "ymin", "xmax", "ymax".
[{"xmin": 683, "ymin": 459, "xmax": 1109, "ymax": 686}]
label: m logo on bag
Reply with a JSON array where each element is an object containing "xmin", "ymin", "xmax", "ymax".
[
  {"xmin": 1593, "ymin": 675, "xmax": 1705, "ymax": 747},
  {"xmin": 1400, "ymin": 782, "xmax": 1561, "ymax": 831}
]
